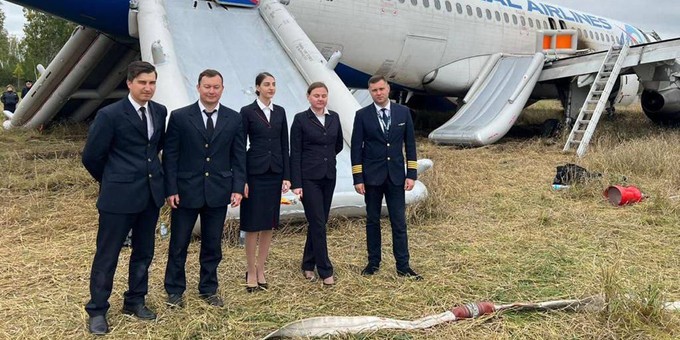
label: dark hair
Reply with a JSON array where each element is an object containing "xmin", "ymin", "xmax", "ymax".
[
  {"xmin": 127, "ymin": 61, "xmax": 157, "ymax": 81},
  {"xmin": 368, "ymin": 74, "xmax": 387, "ymax": 86},
  {"xmin": 306, "ymin": 82, "xmax": 328, "ymax": 95},
  {"xmin": 255, "ymin": 72, "xmax": 274, "ymax": 96},
  {"xmin": 198, "ymin": 69, "xmax": 223, "ymax": 84}
]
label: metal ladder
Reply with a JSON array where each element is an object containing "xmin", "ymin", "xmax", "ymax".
[{"xmin": 563, "ymin": 42, "xmax": 630, "ymax": 157}]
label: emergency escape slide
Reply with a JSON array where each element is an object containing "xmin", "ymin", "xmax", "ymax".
[{"xmin": 429, "ymin": 53, "xmax": 544, "ymax": 146}]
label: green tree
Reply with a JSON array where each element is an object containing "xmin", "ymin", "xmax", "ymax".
[
  {"xmin": 0, "ymin": 5, "xmax": 13, "ymax": 86},
  {"xmin": 20, "ymin": 8, "xmax": 75, "ymax": 81}
]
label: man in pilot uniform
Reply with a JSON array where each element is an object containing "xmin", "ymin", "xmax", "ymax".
[{"xmin": 350, "ymin": 75, "xmax": 421, "ymax": 280}]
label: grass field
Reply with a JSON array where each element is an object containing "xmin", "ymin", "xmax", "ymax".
[{"xmin": 1, "ymin": 101, "xmax": 679, "ymax": 339}]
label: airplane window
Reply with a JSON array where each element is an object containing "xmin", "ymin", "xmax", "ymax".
[
  {"xmin": 434, "ymin": 0, "xmax": 440, "ymax": 10},
  {"xmin": 528, "ymin": 18, "xmax": 533, "ymax": 28},
  {"xmin": 445, "ymin": 1, "xmax": 452, "ymax": 12},
  {"xmin": 520, "ymin": 16, "xmax": 525, "ymax": 26},
  {"xmin": 466, "ymin": 5, "xmax": 472, "ymax": 16},
  {"xmin": 423, "ymin": 0, "xmax": 429, "ymax": 8},
  {"xmin": 495, "ymin": 11, "xmax": 501, "ymax": 21},
  {"xmin": 544, "ymin": 20, "xmax": 549, "ymax": 28},
  {"xmin": 559, "ymin": 20, "xmax": 567, "ymax": 29},
  {"xmin": 411, "ymin": 0, "xmax": 417, "ymax": 6},
  {"xmin": 399, "ymin": 0, "xmax": 405, "ymax": 3},
  {"xmin": 577, "ymin": 28, "xmax": 582, "ymax": 37},
  {"xmin": 456, "ymin": 3, "xmax": 462, "ymax": 14},
  {"xmin": 606, "ymin": 34, "xmax": 610, "ymax": 42},
  {"xmin": 503, "ymin": 12, "xmax": 509, "ymax": 23},
  {"xmin": 486, "ymin": 9, "xmax": 492, "ymax": 20},
  {"xmin": 512, "ymin": 14, "xmax": 517, "ymax": 25},
  {"xmin": 589, "ymin": 30, "xmax": 593, "ymax": 39},
  {"xmin": 548, "ymin": 18, "xmax": 556, "ymax": 29},
  {"xmin": 536, "ymin": 20, "xmax": 541, "ymax": 29},
  {"xmin": 476, "ymin": 7, "xmax": 482, "ymax": 18},
  {"xmin": 600, "ymin": 32, "xmax": 605, "ymax": 41}
]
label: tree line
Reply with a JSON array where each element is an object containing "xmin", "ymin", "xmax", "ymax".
[{"xmin": 0, "ymin": 6, "xmax": 74, "ymax": 91}]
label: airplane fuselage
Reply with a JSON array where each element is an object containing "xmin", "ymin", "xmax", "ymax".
[{"xmin": 6, "ymin": 0, "xmax": 652, "ymax": 95}]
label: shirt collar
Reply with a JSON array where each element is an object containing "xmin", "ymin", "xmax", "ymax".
[
  {"xmin": 374, "ymin": 101, "xmax": 391, "ymax": 114},
  {"xmin": 198, "ymin": 101, "xmax": 219, "ymax": 115},
  {"xmin": 128, "ymin": 94, "xmax": 148, "ymax": 114},
  {"xmin": 256, "ymin": 98, "xmax": 273, "ymax": 111},
  {"xmin": 310, "ymin": 107, "xmax": 330, "ymax": 116}
]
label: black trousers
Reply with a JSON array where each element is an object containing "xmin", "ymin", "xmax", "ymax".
[
  {"xmin": 85, "ymin": 198, "xmax": 159, "ymax": 317},
  {"xmin": 164, "ymin": 205, "xmax": 227, "ymax": 296},
  {"xmin": 364, "ymin": 180, "xmax": 410, "ymax": 271},
  {"xmin": 300, "ymin": 177, "xmax": 336, "ymax": 279}
]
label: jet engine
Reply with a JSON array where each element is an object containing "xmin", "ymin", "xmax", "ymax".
[{"xmin": 641, "ymin": 88, "xmax": 680, "ymax": 124}]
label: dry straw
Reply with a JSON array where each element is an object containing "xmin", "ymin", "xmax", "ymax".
[{"xmin": 1, "ymin": 103, "xmax": 679, "ymax": 339}]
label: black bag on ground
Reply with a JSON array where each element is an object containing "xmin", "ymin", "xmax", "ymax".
[{"xmin": 553, "ymin": 163, "xmax": 601, "ymax": 185}]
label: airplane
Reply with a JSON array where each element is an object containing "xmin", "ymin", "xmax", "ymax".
[
  {"xmin": 1, "ymin": 0, "xmax": 679, "ymax": 216},
  {"xmin": 4, "ymin": 0, "xmax": 680, "ymax": 142}
]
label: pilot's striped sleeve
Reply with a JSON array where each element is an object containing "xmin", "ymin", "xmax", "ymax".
[
  {"xmin": 405, "ymin": 108, "xmax": 417, "ymax": 180},
  {"xmin": 350, "ymin": 110, "xmax": 364, "ymax": 185}
]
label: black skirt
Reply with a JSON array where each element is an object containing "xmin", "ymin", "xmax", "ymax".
[{"xmin": 240, "ymin": 170, "xmax": 283, "ymax": 232}]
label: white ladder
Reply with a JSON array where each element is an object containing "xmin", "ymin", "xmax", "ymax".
[{"xmin": 563, "ymin": 42, "xmax": 630, "ymax": 157}]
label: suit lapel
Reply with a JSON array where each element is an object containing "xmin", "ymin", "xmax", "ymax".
[
  {"xmin": 307, "ymin": 109, "xmax": 325, "ymax": 130},
  {"xmin": 123, "ymin": 99, "xmax": 147, "ymax": 138},
  {"xmin": 149, "ymin": 103, "xmax": 164, "ymax": 141},
  {"xmin": 252, "ymin": 101, "xmax": 271, "ymax": 127},
  {"xmin": 324, "ymin": 112, "xmax": 332, "ymax": 130},
  {"xmin": 367, "ymin": 105, "xmax": 386, "ymax": 142},
  {"xmin": 188, "ymin": 103, "xmax": 209, "ymax": 141},
  {"xmin": 211, "ymin": 105, "xmax": 228, "ymax": 141}
]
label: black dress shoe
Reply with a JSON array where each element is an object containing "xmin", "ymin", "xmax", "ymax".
[
  {"xmin": 200, "ymin": 294, "xmax": 224, "ymax": 307},
  {"xmin": 361, "ymin": 264, "xmax": 379, "ymax": 276},
  {"xmin": 88, "ymin": 315, "xmax": 109, "ymax": 335},
  {"xmin": 166, "ymin": 294, "xmax": 184, "ymax": 308},
  {"xmin": 258, "ymin": 282, "xmax": 269, "ymax": 290},
  {"xmin": 245, "ymin": 272, "xmax": 258, "ymax": 293},
  {"xmin": 397, "ymin": 268, "xmax": 423, "ymax": 281},
  {"xmin": 121, "ymin": 304, "xmax": 157, "ymax": 320}
]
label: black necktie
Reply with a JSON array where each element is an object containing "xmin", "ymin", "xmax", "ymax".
[
  {"xmin": 139, "ymin": 107, "xmax": 149, "ymax": 139},
  {"xmin": 380, "ymin": 108, "xmax": 389, "ymax": 136},
  {"xmin": 204, "ymin": 110, "xmax": 215, "ymax": 138}
]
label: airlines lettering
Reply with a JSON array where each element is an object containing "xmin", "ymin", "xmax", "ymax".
[{"xmin": 482, "ymin": 0, "xmax": 612, "ymax": 30}]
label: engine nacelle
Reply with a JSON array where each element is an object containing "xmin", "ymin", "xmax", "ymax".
[
  {"xmin": 612, "ymin": 74, "xmax": 640, "ymax": 107},
  {"xmin": 641, "ymin": 88, "xmax": 680, "ymax": 124}
]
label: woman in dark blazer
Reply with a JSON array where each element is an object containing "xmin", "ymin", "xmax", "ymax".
[
  {"xmin": 290, "ymin": 82, "xmax": 344, "ymax": 285},
  {"xmin": 239, "ymin": 72, "xmax": 290, "ymax": 291}
]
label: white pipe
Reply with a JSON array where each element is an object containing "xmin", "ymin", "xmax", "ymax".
[
  {"xmin": 508, "ymin": 53, "xmax": 545, "ymax": 104},
  {"xmin": 7, "ymin": 26, "xmax": 97, "ymax": 129},
  {"xmin": 463, "ymin": 53, "xmax": 502, "ymax": 104},
  {"xmin": 137, "ymin": 0, "xmax": 191, "ymax": 117},
  {"xmin": 68, "ymin": 49, "xmax": 139, "ymax": 122},
  {"xmin": 69, "ymin": 89, "xmax": 130, "ymax": 100},
  {"xmin": 24, "ymin": 33, "xmax": 116, "ymax": 129},
  {"xmin": 259, "ymin": 0, "xmax": 360, "ymax": 143}
]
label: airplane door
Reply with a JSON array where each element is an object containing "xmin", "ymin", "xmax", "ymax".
[{"xmin": 388, "ymin": 34, "xmax": 447, "ymax": 88}]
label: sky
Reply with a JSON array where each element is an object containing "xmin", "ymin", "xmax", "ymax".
[
  {"xmin": 1, "ymin": 0, "xmax": 679, "ymax": 39},
  {"xmin": 1, "ymin": 1, "xmax": 24, "ymax": 38}
]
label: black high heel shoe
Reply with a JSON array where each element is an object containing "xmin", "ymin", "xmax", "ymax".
[{"xmin": 245, "ymin": 272, "xmax": 258, "ymax": 293}]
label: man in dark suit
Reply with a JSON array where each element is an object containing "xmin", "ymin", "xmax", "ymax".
[
  {"xmin": 163, "ymin": 69, "xmax": 246, "ymax": 308},
  {"xmin": 350, "ymin": 75, "xmax": 422, "ymax": 280},
  {"xmin": 82, "ymin": 61, "xmax": 167, "ymax": 334}
]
